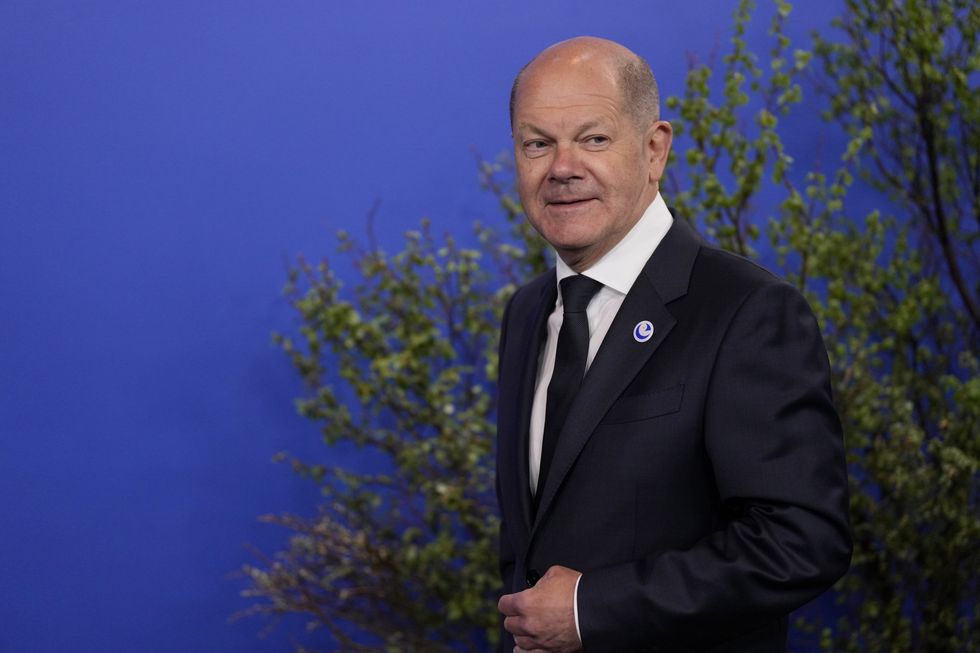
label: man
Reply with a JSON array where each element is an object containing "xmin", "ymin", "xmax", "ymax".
[{"xmin": 495, "ymin": 37, "xmax": 851, "ymax": 653}]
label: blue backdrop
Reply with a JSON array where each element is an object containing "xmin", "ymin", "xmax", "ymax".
[{"xmin": 1, "ymin": 2, "xmax": 841, "ymax": 651}]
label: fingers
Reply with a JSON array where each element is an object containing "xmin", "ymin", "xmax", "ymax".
[
  {"xmin": 500, "ymin": 573, "xmax": 581, "ymax": 652},
  {"xmin": 501, "ymin": 591, "xmax": 531, "ymax": 638},
  {"xmin": 498, "ymin": 591, "xmax": 519, "ymax": 616},
  {"xmin": 504, "ymin": 615, "xmax": 530, "ymax": 637},
  {"xmin": 514, "ymin": 644, "xmax": 548, "ymax": 653},
  {"xmin": 514, "ymin": 634, "xmax": 551, "ymax": 651}
]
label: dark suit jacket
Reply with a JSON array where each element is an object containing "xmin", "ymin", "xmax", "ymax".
[{"xmin": 495, "ymin": 217, "xmax": 851, "ymax": 652}]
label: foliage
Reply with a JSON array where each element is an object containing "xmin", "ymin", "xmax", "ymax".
[
  {"xmin": 238, "ymin": 206, "xmax": 544, "ymax": 652},
  {"xmin": 665, "ymin": 1, "xmax": 979, "ymax": 651},
  {"xmin": 808, "ymin": 1, "xmax": 980, "ymax": 649},
  {"xmin": 242, "ymin": 1, "xmax": 978, "ymax": 651}
]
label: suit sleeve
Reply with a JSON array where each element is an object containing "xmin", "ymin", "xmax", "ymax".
[
  {"xmin": 576, "ymin": 281, "xmax": 852, "ymax": 651},
  {"xmin": 496, "ymin": 291, "xmax": 518, "ymax": 652},
  {"xmin": 496, "ymin": 473, "xmax": 517, "ymax": 653}
]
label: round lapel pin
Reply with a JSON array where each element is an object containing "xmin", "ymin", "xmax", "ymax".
[{"xmin": 633, "ymin": 320, "xmax": 654, "ymax": 343}]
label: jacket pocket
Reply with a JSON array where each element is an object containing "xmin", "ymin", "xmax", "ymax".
[{"xmin": 601, "ymin": 384, "xmax": 684, "ymax": 424}]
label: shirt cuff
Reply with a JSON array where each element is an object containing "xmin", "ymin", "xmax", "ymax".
[{"xmin": 573, "ymin": 573, "xmax": 583, "ymax": 646}]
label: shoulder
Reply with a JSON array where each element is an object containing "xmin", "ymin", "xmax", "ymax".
[
  {"xmin": 690, "ymin": 243, "xmax": 824, "ymax": 350},
  {"xmin": 666, "ymin": 220, "xmax": 815, "ymax": 325},
  {"xmin": 504, "ymin": 267, "xmax": 555, "ymax": 320},
  {"xmin": 645, "ymin": 216, "xmax": 798, "ymax": 311},
  {"xmin": 693, "ymin": 243, "xmax": 789, "ymax": 295}
]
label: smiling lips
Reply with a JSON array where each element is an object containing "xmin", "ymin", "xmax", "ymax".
[{"xmin": 546, "ymin": 197, "xmax": 596, "ymax": 209}]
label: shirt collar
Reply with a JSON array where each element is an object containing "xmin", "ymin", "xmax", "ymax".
[{"xmin": 555, "ymin": 192, "xmax": 674, "ymax": 295}]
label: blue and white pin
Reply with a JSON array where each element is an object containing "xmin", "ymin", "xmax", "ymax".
[{"xmin": 633, "ymin": 320, "xmax": 655, "ymax": 343}]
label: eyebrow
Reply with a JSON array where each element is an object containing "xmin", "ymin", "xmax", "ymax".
[
  {"xmin": 576, "ymin": 119, "xmax": 605, "ymax": 133},
  {"xmin": 515, "ymin": 121, "xmax": 551, "ymax": 139},
  {"xmin": 516, "ymin": 118, "xmax": 609, "ymax": 139}
]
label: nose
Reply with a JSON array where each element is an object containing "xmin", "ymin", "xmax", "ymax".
[{"xmin": 548, "ymin": 143, "xmax": 583, "ymax": 183}]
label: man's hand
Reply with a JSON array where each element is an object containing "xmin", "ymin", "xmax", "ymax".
[{"xmin": 497, "ymin": 565, "xmax": 583, "ymax": 653}]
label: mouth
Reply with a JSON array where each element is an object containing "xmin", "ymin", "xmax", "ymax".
[{"xmin": 546, "ymin": 198, "xmax": 596, "ymax": 208}]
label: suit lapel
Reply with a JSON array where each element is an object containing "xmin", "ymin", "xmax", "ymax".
[{"xmin": 531, "ymin": 217, "xmax": 701, "ymax": 528}]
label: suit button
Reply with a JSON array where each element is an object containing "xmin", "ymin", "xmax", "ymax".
[{"xmin": 526, "ymin": 569, "xmax": 541, "ymax": 587}]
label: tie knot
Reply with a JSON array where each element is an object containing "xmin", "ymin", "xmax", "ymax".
[{"xmin": 560, "ymin": 275, "xmax": 603, "ymax": 313}]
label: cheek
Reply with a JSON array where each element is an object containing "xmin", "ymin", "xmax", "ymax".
[{"xmin": 515, "ymin": 165, "xmax": 545, "ymax": 199}]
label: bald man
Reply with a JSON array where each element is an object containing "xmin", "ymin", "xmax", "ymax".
[{"xmin": 495, "ymin": 37, "xmax": 851, "ymax": 653}]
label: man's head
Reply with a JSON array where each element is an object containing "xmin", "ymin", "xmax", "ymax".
[{"xmin": 509, "ymin": 37, "xmax": 672, "ymax": 271}]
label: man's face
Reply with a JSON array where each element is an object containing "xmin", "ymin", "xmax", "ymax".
[{"xmin": 512, "ymin": 56, "xmax": 668, "ymax": 271}]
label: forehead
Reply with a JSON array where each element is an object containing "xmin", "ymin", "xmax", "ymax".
[{"xmin": 514, "ymin": 62, "xmax": 624, "ymax": 130}]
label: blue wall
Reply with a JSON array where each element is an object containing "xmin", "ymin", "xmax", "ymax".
[{"xmin": 0, "ymin": 2, "xmax": 841, "ymax": 651}]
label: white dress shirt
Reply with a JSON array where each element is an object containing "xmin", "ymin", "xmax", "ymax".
[
  {"xmin": 528, "ymin": 192, "xmax": 673, "ymax": 493},
  {"xmin": 526, "ymin": 192, "xmax": 673, "ymax": 642}
]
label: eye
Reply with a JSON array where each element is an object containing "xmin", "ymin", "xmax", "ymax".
[
  {"xmin": 583, "ymin": 135, "xmax": 610, "ymax": 149},
  {"xmin": 522, "ymin": 139, "xmax": 551, "ymax": 158}
]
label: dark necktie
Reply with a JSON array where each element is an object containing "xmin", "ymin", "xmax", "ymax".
[{"xmin": 536, "ymin": 274, "xmax": 603, "ymax": 506}]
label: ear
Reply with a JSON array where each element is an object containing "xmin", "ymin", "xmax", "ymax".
[{"xmin": 646, "ymin": 121, "xmax": 673, "ymax": 184}]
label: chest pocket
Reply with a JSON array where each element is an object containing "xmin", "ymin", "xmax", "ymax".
[{"xmin": 601, "ymin": 384, "xmax": 684, "ymax": 424}]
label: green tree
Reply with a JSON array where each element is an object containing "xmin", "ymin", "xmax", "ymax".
[
  {"xmin": 237, "ymin": 204, "xmax": 545, "ymax": 652},
  {"xmin": 665, "ymin": 1, "xmax": 978, "ymax": 650},
  {"xmin": 808, "ymin": 1, "xmax": 979, "ymax": 650},
  {"xmin": 241, "ymin": 1, "xmax": 978, "ymax": 651}
]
